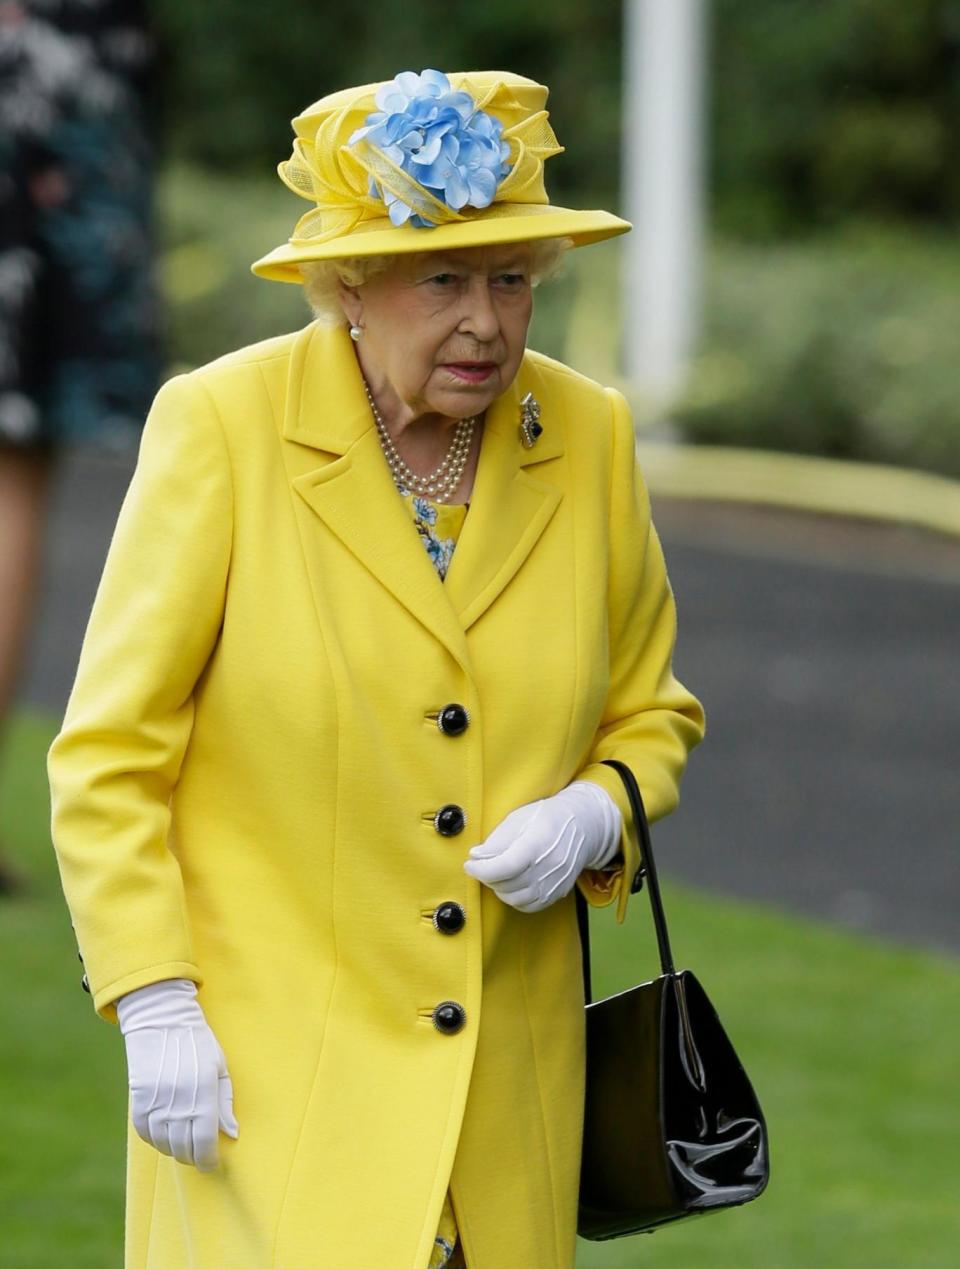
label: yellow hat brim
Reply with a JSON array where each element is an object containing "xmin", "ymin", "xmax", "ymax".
[{"xmin": 250, "ymin": 202, "xmax": 631, "ymax": 284}]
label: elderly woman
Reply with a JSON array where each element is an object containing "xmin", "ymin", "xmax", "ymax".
[{"xmin": 47, "ymin": 70, "xmax": 704, "ymax": 1269}]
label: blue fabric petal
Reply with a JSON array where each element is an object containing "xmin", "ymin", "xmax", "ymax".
[
  {"xmin": 421, "ymin": 69, "xmax": 451, "ymax": 95},
  {"xmin": 375, "ymin": 86, "xmax": 409, "ymax": 113},
  {"xmin": 471, "ymin": 112, "xmax": 496, "ymax": 140},
  {"xmin": 467, "ymin": 167, "xmax": 497, "ymax": 206},
  {"xmin": 410, "ymin": 133, "xmax": 443, "ymax": 165},
  {"xmin": 388, "ymin": 196, "xmax": 414, "ymax": 226},
  {"xmin": 381, "ymin": 116, "xmax": 414, "ymax": 143},
  {"xmin": 445, "ymin": 91, "xmax": 475, "ymax": 122},
  {"xmin": 363, "ymin": 121, "xmax": 391, "ymax": 147},
  {"xmin": 408, "ymin": 98, "xmax": 439, "ymax": 124},
  {"xmin": 395, "ymin": 71, "xmax": 424, "ymax": 98},
  {"xmin": 443, "ymin": 169, "xmax": 470, "ymax": 210},
  {"xmin": 417, "ymin": 155, "xmax": 455, "ymax": 188},
  {"xmin": 456, "ymin": 136, "xmax": 480, "ymax": 167}
]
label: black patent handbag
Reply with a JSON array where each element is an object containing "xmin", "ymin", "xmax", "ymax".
[{"xmin": 576, "ymin": 758, "xmax": 770, "ymax": 1240}]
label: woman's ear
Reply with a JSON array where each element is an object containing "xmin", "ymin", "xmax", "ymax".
[{"xmin": 337, "ymin": 280, "xmax": 362, "ymax": 329}]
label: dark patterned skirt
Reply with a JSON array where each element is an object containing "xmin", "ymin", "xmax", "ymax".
[{"xmin": 0, "ymin": 0, "xmax": 162, "ymax": 453}]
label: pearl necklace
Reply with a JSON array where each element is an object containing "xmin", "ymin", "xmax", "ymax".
[{"xmin": 363, "ymin": 379, "xmax": 476, "ymax": 504}]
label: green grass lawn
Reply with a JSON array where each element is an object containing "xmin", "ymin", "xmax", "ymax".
[{"xmin": 2, "ymin": 710, "xmax": 957, "ymax": 1267}]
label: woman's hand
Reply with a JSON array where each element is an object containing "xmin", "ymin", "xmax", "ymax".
[
  {"xmin": 116, "ymin": 978, "xmax": 239, "ymax": 1172},
  {"xmin": 464, "ymin": 780, "xmax": 622, "ymax": 912}
]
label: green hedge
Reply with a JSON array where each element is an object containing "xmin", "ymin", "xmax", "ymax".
[
  {"xmin": 157, "ymin": 166, "xmax": 960, "ymax": 479},
  {"xmin": 674, "ymin": 228, "xmax": 960, "ymax": 477},
  {"xmin": 151, "ymin": 0, "xmax": 622, "ymax": 209},
  {"xmin": 709, "ymin": 0, "xmax": 960, "ymax": 234},
  {"xmin": 151, "ymin": 0, "xmax": 960, "ymax": 235}
]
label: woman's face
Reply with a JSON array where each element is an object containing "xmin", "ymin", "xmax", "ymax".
[{"xmin": 339, "ymin": 244, "xmax": 535, "ymax": 428}]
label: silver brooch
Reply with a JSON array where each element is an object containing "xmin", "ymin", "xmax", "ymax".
[{"xmin": 518, "ymin": 392, "xmax": 543, "ymax": 449}]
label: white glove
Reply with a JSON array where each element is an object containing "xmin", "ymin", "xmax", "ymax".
[
  {"xmin": 116, "ymin": 978, "xmax": 239, "ymax": 1172},
  {"xmin": 463, "ymin": 780, "xmax": 622, "ymax": 912}
]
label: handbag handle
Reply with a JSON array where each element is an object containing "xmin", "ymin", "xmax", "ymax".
[
  {"xmin": 586, "ymin": 763, "xmax": 705, "ymax": 1089},
  {"xmin": 599, "ymin": 759, "xmax": 675, "ymax": 977}
]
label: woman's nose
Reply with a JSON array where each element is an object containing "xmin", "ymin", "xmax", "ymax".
[{"xmin": 458, "ymin": 277, "xmax": 500, "ymax": 341}]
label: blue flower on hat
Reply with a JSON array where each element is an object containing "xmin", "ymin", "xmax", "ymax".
[{"xmin": 349, "ymin": 69, "xmax": 512, "ymax": 228}]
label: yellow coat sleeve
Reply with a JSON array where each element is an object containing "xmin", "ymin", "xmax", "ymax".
[
  {"xmin": 47, "ymin": 374, "xmax": 233, "ymax": 1022},
  {"xmin": 575, "ymin": 386, "xmax": 706, "ymax": 924}
]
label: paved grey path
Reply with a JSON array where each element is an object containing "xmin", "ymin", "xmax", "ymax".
[
  {"xmin": 649, "ymin": 500, "xmax": 959, "ymax": 958},
  {"xmin": 17, "ymin": 450, "xmax": 960, "ymax": 956}
]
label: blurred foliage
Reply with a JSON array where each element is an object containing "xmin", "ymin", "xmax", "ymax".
[
  {"xmin": 673, "ymin": 228, "xmax": 960, "ymax": 475},
  {"xmin": 150, "ymin": 0, "xmax": 960, "ymax": 476},
  {"xmin": 150, "ymin": 0, "xmax": 960, "ymax": 235},
  {"xmin": 157, "ymin": 165, "xmax": 960, "ymax": 479},
  {"xmin": 711, "ymin": 0, "xmax": 960, "ymax": 235},
  {"xmin": 150, "ymin": 0, "xmax": 621, "ymax": 208},
  {"xmin": 157, "ymin": 165, "xmax": 307, "ymax": 370}
]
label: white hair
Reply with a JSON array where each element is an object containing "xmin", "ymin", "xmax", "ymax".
[{"xmin": 299, "ymin": 237, "xmax": 573, "ymax": 326}]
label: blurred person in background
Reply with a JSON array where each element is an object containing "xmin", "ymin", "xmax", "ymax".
[
  {"xmin": 47, "ymin": 69, "xmax": 704, "ymax": 1267},
  {"xmin": 0, "ymin": 0, "xmax": 161, "ymax": 892}
]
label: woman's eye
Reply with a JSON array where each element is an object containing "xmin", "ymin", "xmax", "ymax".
[
  {"xmin": 429, "ymin": 273, "xmax": 457, "ymax": 286},
  {"xmin": 497, "ymin": 273, "xmax": 527, "ymax": 288}
]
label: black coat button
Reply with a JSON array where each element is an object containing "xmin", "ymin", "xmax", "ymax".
[
  {"xmin": 432, "ymin": 1001, "xmax": 466, "ymax": 1034},
  {"xmin": 433, "ymin": 901, "xmax": 466, "ymax": 934},
  {"xmin": 81, "ymin": 973, "xmax": 90, "ymax": 994},
  {"xmin": 434, "ymin": 804, "xmax": 466, "ymax": 836},
  {"xmin": 438, "ymin": 704, "xmax": 470, "ymax": 737}
]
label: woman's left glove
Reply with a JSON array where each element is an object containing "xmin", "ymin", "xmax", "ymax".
[
  {"xmin": 463, "ymin": 780, "xmax": 622, "ymax": 912},
  {"xmin": 116, "ymin": 978, "xmax": 239, "ymax": 1172}
]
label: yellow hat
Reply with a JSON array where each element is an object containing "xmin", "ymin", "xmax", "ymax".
[{"xmin": 251, "ymin": 69, "xmax": 631, "ymax": 283}]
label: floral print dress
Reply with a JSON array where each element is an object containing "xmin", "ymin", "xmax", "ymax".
[
  {"xmin": 401, "ymin": 487, "xmax": 468, "ymax": 1268},
  {"xmin": 403, "ymin": 491, "xmax": 468, "ymax": 584}
]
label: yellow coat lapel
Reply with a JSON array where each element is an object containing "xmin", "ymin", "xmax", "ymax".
[
  {"xmin": 444, "ymin": 357, "xmax": 563, "ymax": 629},
  {"xmin": 284, "ymin": 323, "xmax": 563, "ymax": 660}
]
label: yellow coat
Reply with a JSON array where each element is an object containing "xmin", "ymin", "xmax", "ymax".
[{"xmin": 47, "ymin": 321, "xmax": 705, "ymax": 1268}]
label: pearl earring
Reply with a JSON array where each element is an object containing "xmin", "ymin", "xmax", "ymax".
[{"xmin": 349, "ymin": 324, "xmax": 363, "ymax": 342}]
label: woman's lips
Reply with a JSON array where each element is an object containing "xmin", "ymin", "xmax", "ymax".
[{"xmin": 442, "ymin": 363, "xmax": 497, "ymax": 384}]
